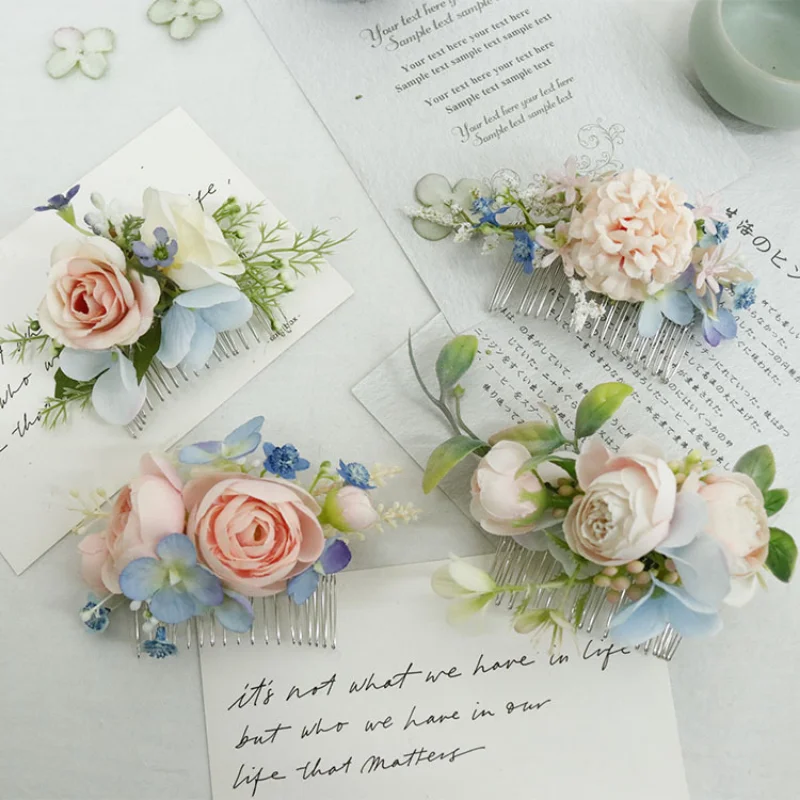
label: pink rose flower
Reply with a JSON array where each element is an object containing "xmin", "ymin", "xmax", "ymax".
[
  {"xmin": 321, "ymin": 485, "xmax": 380, "ymax": 533},
  {"xmin": 38, "ymin": 236, "xmax": 159, "ymax": 350},
  {"xmin": 564, "ymin": 437, "xmax": 677, "ymax": 565},
  {"xmin": 183, "ymin": 474, "xmax": 325, "ymax": 596},
  {"xmin": 79, "ymin": 454, "xmax": 186, "ymax": 595},
  {"xmin": 470, "ymin": 440, "xmax": 546, "ymax": 536},
  {"xmin": 564, "ymin": 170, "xmax": 696, "ymax": 302},
  {"xmin": 694, "ymin": 472, "xmax": 769, "ymax": 606}
]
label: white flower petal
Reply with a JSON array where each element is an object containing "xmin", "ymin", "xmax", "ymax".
[
  {"xmin": 53, "ymin": 27, "xmax": 84, "ymax": 50},
  {"xmin": 192, "ymin": 0, "xmax": 223, "ymax": 21},
  {"xmin": 446, "ymin": 594, "xmax": 491, "ymax": 625},
  {"xmin": 170, "ymin": 15, "xmax": 198, "ymax": 39},
  {"xmin": 431, "ymin": 566, "xmax": 472, "ymax": 599},
  {"xmin": 59, "ymin": 349, "xmax": 114, "ymax": 382},
  {"xmin": 91, "ymin": 356, "xmax": 147, "ymax": 425},
  {"xmin": 46, "ymin": 50, "xmax": 79, "ymax": 79},
  {"xmin": 148, "ymin": 0, "xmax": 180, "ymax": 23},
  {"xmin": 83, "ymin": 28, "xmax": 115, "ymax": 53},
  {"xmin": 448, "ymin": 559, "xmax": 496, "ymax": 593},
  {"xmin": 183, "ymin": 315, "xmax": 217, "ymax": 371},
  {"xmin": 78, "ymin": 52, "xmax": 108, "ymax": 80}
]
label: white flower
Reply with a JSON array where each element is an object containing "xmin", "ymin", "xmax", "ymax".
[
  {"xmin": 148, "ymin": 0, "xmax": 223, "ymax": 40},
  {"xmin": 453, "ymin": 223, "xmax": 474, "ymax": 243},
  {"xmin": 694, "ymin": 244, "xmax": 752, "ymax": 297},
  {"xmin": 46, "ymin": 28, "xmax": 115, "ymax": 80},
  {"xmin": 432, "ymin": 558, "xmax": 496, "ymax": 624},
  {"xmin": 84, "ymin": 193, "xmax": 125, "ymax": 238},
  {"xmin": 140, "ymin": 188, "xmax": 244, "ymax": 289}
]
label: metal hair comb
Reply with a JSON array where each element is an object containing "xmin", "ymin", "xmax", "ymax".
[
  {"xmin": 132, "ymin": 574, "xmax": 338, "ymax": 656},
  {"xmin": 490, "ymin": 259, "xmax": 691, "ymax": 383},
  {"xmin": 490, "ymin": 537, "xmax": 682, "ymax": 660},
  {"xmin": 125, "ymin": 310, "xmax": 276, "ymax": 439}
]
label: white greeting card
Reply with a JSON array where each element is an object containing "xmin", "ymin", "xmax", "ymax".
[
  {"xmin": 199, "ymin": 558, "xmax": 689, "ymax": 800},
  {"xmin": 0, "ymin": 109, "xmax": 353, "ymax": 574},
  {"xmin": 246, "ymin": 0, "xmax": 750, "ymax": 330}
]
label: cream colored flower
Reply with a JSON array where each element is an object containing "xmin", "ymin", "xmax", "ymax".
[
  {"xmin": 564, "ymin": 169, "xmax": 696, "ymax": 302},
  {"xmin": 46, "ymin": 28, "xmax": 115, "ymax": 80},
  {"xmin": 148, "ymin": 0, "xmax": 222, "ymax": 40}
]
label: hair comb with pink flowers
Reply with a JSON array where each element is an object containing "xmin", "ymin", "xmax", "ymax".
[
  {"xmin": 73, "ymin": 416, "xmax": 420, "ymax": 659},
  {"xmin": 1, "ymin": 184, "xmax": 349, "ymax": 437},
  {"xmin": 408, "ymin": 162, "xmax": 757, "ymax": 382},
  {"xmin": 414, "ymin": 335, "xmax": 795, "ymax": 660}
]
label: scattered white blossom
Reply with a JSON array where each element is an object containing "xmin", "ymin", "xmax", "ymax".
[
  {"xmin": 481, "ymin": 233, "xmax": 500, "ymax": 254},
  {"xmin": 68, "ymin": 487, "xmax": 111, "ymax": 535},
  {"xmin": 568, "ymin": 278, "xmax": 605, "ymax": 331},
  {"xmin": 46, "ymin": 28, "xmax": 115, "ymax": 80},
  {"xmin": 405, "ymin": 205, "xmax": 456, "ymax": 227},
  {"xmin": 369, "ymin": 464, "xmax": 402, "ymax": 488},
  {"xmin": 375, "ymin": 501, "xmax": 422, "ymax": 531},
  {"xmin": 148, "ymin": 0, "xmax": 223, "ymax": 40},
  {"xmin": 453, "ymin": 223, "xmax": 474, "ymax": 243}
]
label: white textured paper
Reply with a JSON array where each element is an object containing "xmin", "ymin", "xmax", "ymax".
[
  {"xmin": 0, "ymin": 109, "xmax": 353, "ymax": 574},
  {"xmin": 199, "ymin": 558, "xmax": 689, "ymax": 800},
  {"xmin": 246, "ymin": 0, "xmax": 750, "ymax": 330}
]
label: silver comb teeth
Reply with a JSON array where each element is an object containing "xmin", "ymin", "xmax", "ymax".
[
  {"xmin": 133, "ymin": 574, "xmax": 338, "ymax": 656},
  {"xmin": 490, "ymin": 259, "xmax": 692, "ymax": 382},
  {"xmin": 490, "ymin": 538, "xmax": 682, "ymax": 661},
  {"xmin": 126, "ymin": 311, "xmax": 277, "ymax": 438}
]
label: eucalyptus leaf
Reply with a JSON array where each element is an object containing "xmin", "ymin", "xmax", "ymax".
[
  {"xmin": 436, "ymin": 335, "xmax": 478, "ymax": 393},
  {"xmin": 574, "ymin": 382, "xmax": 633, "ymax": 440},
  {"xmin": 765, "ymin": 527, "xmax": 797, "ymax": 583},
  {"xmin": 734, "ymin": 445, "xmax": 776, "ymax": 493},
  {"xmin": 423, "ymin": 435, "xmax": 486, "ymax": 494},
  {"xmin": 489, "ymin": 421, "xmax": 565, "ymax": 456},
  {"xmin": 764, "ymin": 488, "xmax": 789, "ymax": 517}
]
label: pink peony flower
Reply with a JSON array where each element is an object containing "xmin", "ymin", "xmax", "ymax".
[
  {"xmin": 564, "ymin": 169, "xmax": 696, "ymax": 302},
  {"xmin": 79, "ymin": 454, "xmax": 186, "ymax": 595},
  {"xmin": 470, "ymin": 440, "xmax": 546, "ymax": 536},
  {"xmin": 183, "ymin": 473, "xmax": 325, "ymax": 596},
  {"xmin": 690, "ymin": 472, "xmax": 769, "ymax": 606},
  {"xmin": 564, "ymin": 437, "xmax": 677, "ymax": 565}
]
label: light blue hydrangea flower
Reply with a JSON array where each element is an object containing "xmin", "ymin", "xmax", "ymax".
[
  {"xmin": 119, "ymin": 534, "xmax": 224, "ymax": 624},
  {"xmin": 287, "ymin": 539, "xmax": 352, "ymax": 605},
  {"xmin": 179, "ymin": 416, "xmax": 264, "ymax": 465},
  {"xmin": 156, "ymin": 285, "xmax": 253, "ymax": 371},
  {"xmin": 638, "ymin": 278, "xmax": 695, "ymax": 338},
  {"xmin": 59, "ymin": 348, "xmax": 147, "ymax": 425},
  {"xmin": 214, "ymin": 591, "xmax": 255, "ymax": 633},
  {"xmin": 734, "ymin": 280, "xmax": 758, "ymax": 310}
]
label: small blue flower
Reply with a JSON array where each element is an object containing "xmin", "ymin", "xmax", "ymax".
[
  {"xmin": 132, "ymin": 227, "xmax": 178, "ymax": 268},
  {"xmin": 263, "ymin": 443, "xmax": 311, "ymax": 480},
  {"xmin": 734, "ymin": 280, "xmax": 758, "ymax": 310},
  {"xmin": 512, "ymin": 229, "xmax": 537, "ymax": 275},
  {"xmin": 35, "ymin": 184, "xmax": 80, "ymax": 212},
  {"xmin": 179, "ymin": 416, "xmax": 264, "ymax": 465},
  {"xmin": 471, "ymin": 196, "xmax": 509, "ymax": 226},
  {"xmin": 337, "ymin": 460, "xmax": 375, "ymax": 490},
  {"xmin": 142, "ymin": 625, "xmax": 178, "ymax": 659},
  {"xmin": 119, "ymin": 534, "xmax": 224, "ymax": 624},
  {"xmin": 686, "ymin": 285, "xmax": 737, "ymax": 347},
  {"xmin": 287, "ymin": 539, "xmax": 352, "ymax": 605},
  {"xmin": 80, "ymin": 595, "xmax": 111, "ymax": 634}
]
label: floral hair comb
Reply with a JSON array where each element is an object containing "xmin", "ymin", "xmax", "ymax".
[
  {"xmin": 1, "ymin": 185, "xmax": 348, "ymax": 437},
  {"xmin": 411, "ymin": 335, "xmax": 795, "ymax": 660},
  {"xmin": 408, "ymin": 164, "xmax": 756, "ymax": 381},
  {"xmin": 74, "ymin": 416, "xmax": 420, "ymax": 658}
]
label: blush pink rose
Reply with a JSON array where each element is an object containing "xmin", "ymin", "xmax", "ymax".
[
  {"xmin": 183, "ymin": 474, "xmax": 325, "ymax": 597},
  {"xmin": 79, "ymin": 454, "xmax": 186, "ymax": 596},
  {"xmin": 564, "ymin": 436, "xmax": 677, "ymax": 565},
  {"xmin": 470, "ymin": 440, "xmax": 546, "ymax": 536},
  {"xmin": 38, "ymin": 236, "xmax": 159, "ymax": 350}
]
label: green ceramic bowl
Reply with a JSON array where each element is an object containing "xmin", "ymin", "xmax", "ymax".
[{"xmin": 690, "ymin": 0, "xmax": 800, "ymax": 129}]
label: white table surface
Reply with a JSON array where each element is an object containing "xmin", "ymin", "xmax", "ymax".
[{"xmin": 1, "ymin": 2, "xmax": 798, "ymax": 799}]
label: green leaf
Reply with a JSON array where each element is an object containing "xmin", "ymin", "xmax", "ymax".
[
  {"xmin": 546, "ymin": 456, "xmax": 577, "ymax": 481},
  {"xmin": 574, "ymin": 383, "xmax": 633, "ymax": 440},
  {"xmin": 734, "ymin": 445, "xmax": 776, "ymax": 493},
  {"xmin": 53, "ymin": 369, "xmax": 85, "ymax": 400},
  {"xmin": 435, "ymin": 335, "xmax": 478, "ymax": 393},
  {"xmin": 131, "ymin": 320, "xmax": 162, "ymax": 383},
  {"xmin": 764, "ymin": 488, "xmax": 789, "ymax": 517},
  {"xmin": 765, "ymin": 527, "xmax": 797, "ymax": 583},
  {"xmin": 489, "ymin": 421, "xmax": 565, "ymax": 457},
  {"xmin": 423, "ymin": 435, "xmax": 486, "ymax": 494}
]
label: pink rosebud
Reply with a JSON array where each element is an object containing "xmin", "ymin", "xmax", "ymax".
[{"xmin": 322, "ymin": 485, "xmax": 380, "ymax": 533}]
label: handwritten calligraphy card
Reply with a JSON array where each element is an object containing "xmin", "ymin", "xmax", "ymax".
[
  {"xmin": 0, "ymin": 109, "xmax": 353, "ymax": 574},
  {"xmin": 246, "ymin": 0, "xmax": 749, "ymax": 330},
  {"xmin": 199, "ymin": 559, "xmax": 689, "ymax": 800}
]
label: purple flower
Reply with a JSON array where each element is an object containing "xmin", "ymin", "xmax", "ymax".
[
  {"xmin": 132, "ymin": 227, "xmax": 178, "ymax": 268},
  {"xmin": 263, "ymin": 443, "xmax": 311, "ymax": 480},
  {"xmin": 35, "ymin": 184, "xmax": 80, "ymax": 212},
  {"xmin": 287, "ymin": 539, "xmax": 352, "ymax": 605}
]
